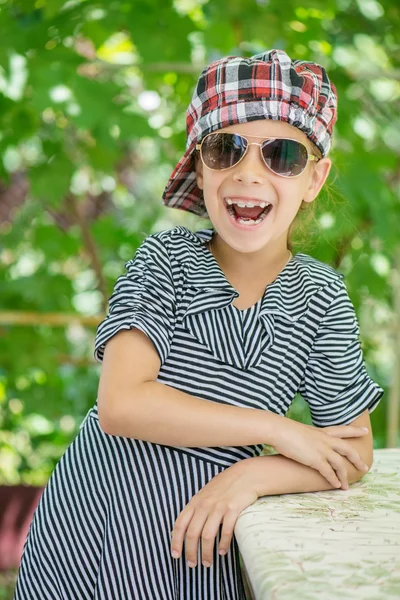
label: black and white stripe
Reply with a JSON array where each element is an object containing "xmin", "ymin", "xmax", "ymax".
[{"xmin": 14, "ymin": 225, "xmax": 384, "ymax": 599}]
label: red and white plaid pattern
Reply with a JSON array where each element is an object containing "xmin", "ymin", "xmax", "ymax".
[{"xmin": 162, "ymin": 49, "xmax": 338, "ymax": 217}]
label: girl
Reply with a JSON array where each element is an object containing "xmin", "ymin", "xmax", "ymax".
[{"xmin": 14, "ymin": 49, "xmax": 384, "ymax": 600}]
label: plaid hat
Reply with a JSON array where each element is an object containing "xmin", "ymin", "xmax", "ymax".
[{"xmin": 161, "ymin": 49, "xmax": 338, "ymax": 218}]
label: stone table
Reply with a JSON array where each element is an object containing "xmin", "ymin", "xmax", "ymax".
[{"xmin": 235, "ymin": 448, "xmax": 400, "ymax": 600}]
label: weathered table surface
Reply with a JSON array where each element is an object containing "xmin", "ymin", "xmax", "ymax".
[{"xmin": 235, "ymin": 448, "xmax": 400, "ymax": 600}]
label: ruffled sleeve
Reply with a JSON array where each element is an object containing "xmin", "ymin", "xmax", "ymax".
[
  {"xmin": 298, "ymin": 280, "xmax": 384, "ymax": 427},
  {"xmin": 94, "ymin": 235, "xmax": 176, "ymax": 366}
]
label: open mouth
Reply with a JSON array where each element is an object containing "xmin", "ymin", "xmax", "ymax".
[{"xmin": 224, "ymin": 200, "xmax": 273, "ymax": 225}]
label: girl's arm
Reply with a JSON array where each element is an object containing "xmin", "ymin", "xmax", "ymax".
[
  {"xmin": 243, "ymin": 409, "xmax": 373, "ymax": 495},
  {"xmin": 98, "ymin": 329, "xmax": 281, "ymax": 447},
  {"xmin": 98, "ymin": 329, "xmax": 369, "ymax": 488},
  {"xmin": 101, "ymin": 377, "xmax": 282, "ymax": 447}
]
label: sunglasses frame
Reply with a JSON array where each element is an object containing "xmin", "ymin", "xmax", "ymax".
[{"xmin": 195, "ymin": 132, "xmax": 321, "ymax": 179}]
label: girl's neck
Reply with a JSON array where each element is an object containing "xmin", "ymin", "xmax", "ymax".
[{"xmin": 207, "ymin": 234, "xmax": 292, "ymax": 282}]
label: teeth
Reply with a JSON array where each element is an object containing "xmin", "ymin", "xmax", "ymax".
[
  {"xmin": 225, "ymin": 197, "xmax": 270, "ymax": 208},
  {"xmin": 237, "ymin": 217, "xmax": 263, "ymax": 225}
]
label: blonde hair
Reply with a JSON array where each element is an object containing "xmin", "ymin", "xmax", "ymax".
[{"xmin": 287, "ymin": 140, "xmax": 339, "ymax": 253}]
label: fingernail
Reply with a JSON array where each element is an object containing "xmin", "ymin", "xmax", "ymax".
[
  {"xmin": 361, "ymin": 427, "xmax": 369, "ymax": 432},
  {"xmin": 363, "ymin": 464, "xmax": 369, "ymax": 471},
  {"xmin": 202, "ymin": 561, "xmax": 211, "ymax": 568},
  {"xmin": 188, "ymin": 561, "xmax": 196, "ymax": 568},
  {"xmin": 171, "ymin": 550, "xmax": 180, "ymax": 559},
  {"xmin": 219, "ymin": 549, "xmax": 227, "ymax": 556}
]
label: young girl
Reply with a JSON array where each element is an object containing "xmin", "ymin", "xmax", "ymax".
[{"xmin": 14, "ymin": 49, "xmax": 384, "ymax": 600}]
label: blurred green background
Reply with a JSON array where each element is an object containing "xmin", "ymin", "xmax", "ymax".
[
  {"xmin": 0, "ymin": 0, "xmax": 399, "ymax": 583},
  {"xmin": 1, "ymin": 0, "xmax": 399, "ymax": 595},
  {"xmin": 1, "ymin": 0, "xmax": 399, "ymax": 485}
]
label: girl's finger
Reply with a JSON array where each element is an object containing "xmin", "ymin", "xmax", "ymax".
[
  {"xmin": 184, "ymin": 509, "xmax": 209, "ymax": 567},
  {"xmin": 171, "ymin": 506, "xmax": 195, "ymax": 559},
  {"xmin": 327, "ymin": 452, "xmax": 348, "ymax": 490},
  {"xmin": 333, "ymin": 441, "xmax": 369, "ymax": 473},
  {"xmin": 317, "ymin": 459, "xmax": 341, "ymax": 489},
  {"xmin": 200, "ymin": 510, "xmax": 225, "ymax": 567},
  {"xmin": 324, "ymin": 426, "xmax": 369, "ymax": 438},
  {"xmin": 218, "ymin": 510, "xmax": 238, "ymax": 557}
]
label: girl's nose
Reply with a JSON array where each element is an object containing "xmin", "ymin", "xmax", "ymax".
[{"xmin": 231, "ymin": 143, "xmax": 268, "ymax": 184}]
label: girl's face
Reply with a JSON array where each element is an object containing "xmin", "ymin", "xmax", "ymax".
[{"xmin": 195, "ymin": 119, "xmax": 332, "ymax": 258}]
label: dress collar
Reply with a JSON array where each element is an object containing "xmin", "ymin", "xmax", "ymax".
[
  {"xmin": 170, "ymin": 225, "xmax": 318, "ymax": 322},
  {"xmin": 180, "ymin": 226, "xmax": 238, "ymax": 294}
]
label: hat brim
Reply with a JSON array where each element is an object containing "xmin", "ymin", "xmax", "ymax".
[{"xmin": 161, "ymin": 139, "xmax": 208, "ymax": 218}]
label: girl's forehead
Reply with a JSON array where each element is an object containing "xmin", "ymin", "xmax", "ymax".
[{"xmin": 218, "ymin": 120, "xmax": 309, "ymax": 144}]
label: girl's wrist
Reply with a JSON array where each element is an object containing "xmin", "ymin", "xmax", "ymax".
[
  {"xmin": 233, "ymin": 455, "xmax": 270, "ymax": 496},
  {"xmin": 262, "ymin": 410, "xmax": 284, "ymax": 447}
]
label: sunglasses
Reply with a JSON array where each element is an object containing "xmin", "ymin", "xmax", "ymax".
[{"xmin": 195, "ymin": 132, "xmax": 320, "ymax": 178}]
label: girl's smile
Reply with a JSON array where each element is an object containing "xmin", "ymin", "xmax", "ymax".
[{"xmin": 223, "ymin": 195, "xmax": 273, "ymax": 229}]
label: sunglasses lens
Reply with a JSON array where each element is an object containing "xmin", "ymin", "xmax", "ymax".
[
  {"xmin": 201, "ymin": 133, "xmax": 246, "ymax": 169},
  {"xmin": 261, "ymin": 139, "xmax": 308, "ymax": 176}
]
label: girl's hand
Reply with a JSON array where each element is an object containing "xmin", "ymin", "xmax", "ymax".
[
  {"xmin": 170, "ymin": 460, "xmax": 257, "ymax": 569},
  {"xmin": 270, "ymin": 419, "xmax": 370, "ymax": 490}
]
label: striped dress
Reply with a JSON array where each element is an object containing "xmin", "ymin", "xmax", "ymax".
[{"xmin": 14, "ymin": 225, "xmax": 384, "ymax": 600}]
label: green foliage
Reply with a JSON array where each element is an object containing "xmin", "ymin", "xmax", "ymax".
[{"xmin": 0, "ymin": 0, "xmax": 398, "ymax": 485}]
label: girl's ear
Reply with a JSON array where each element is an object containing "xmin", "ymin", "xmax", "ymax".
[
  {"xmin": 194, "ymin": 151, "xmax": 204, "ymax": 190},
  {"xmin": 303, "ymin": 157, "xmax": 332, "ymax": 204}
]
